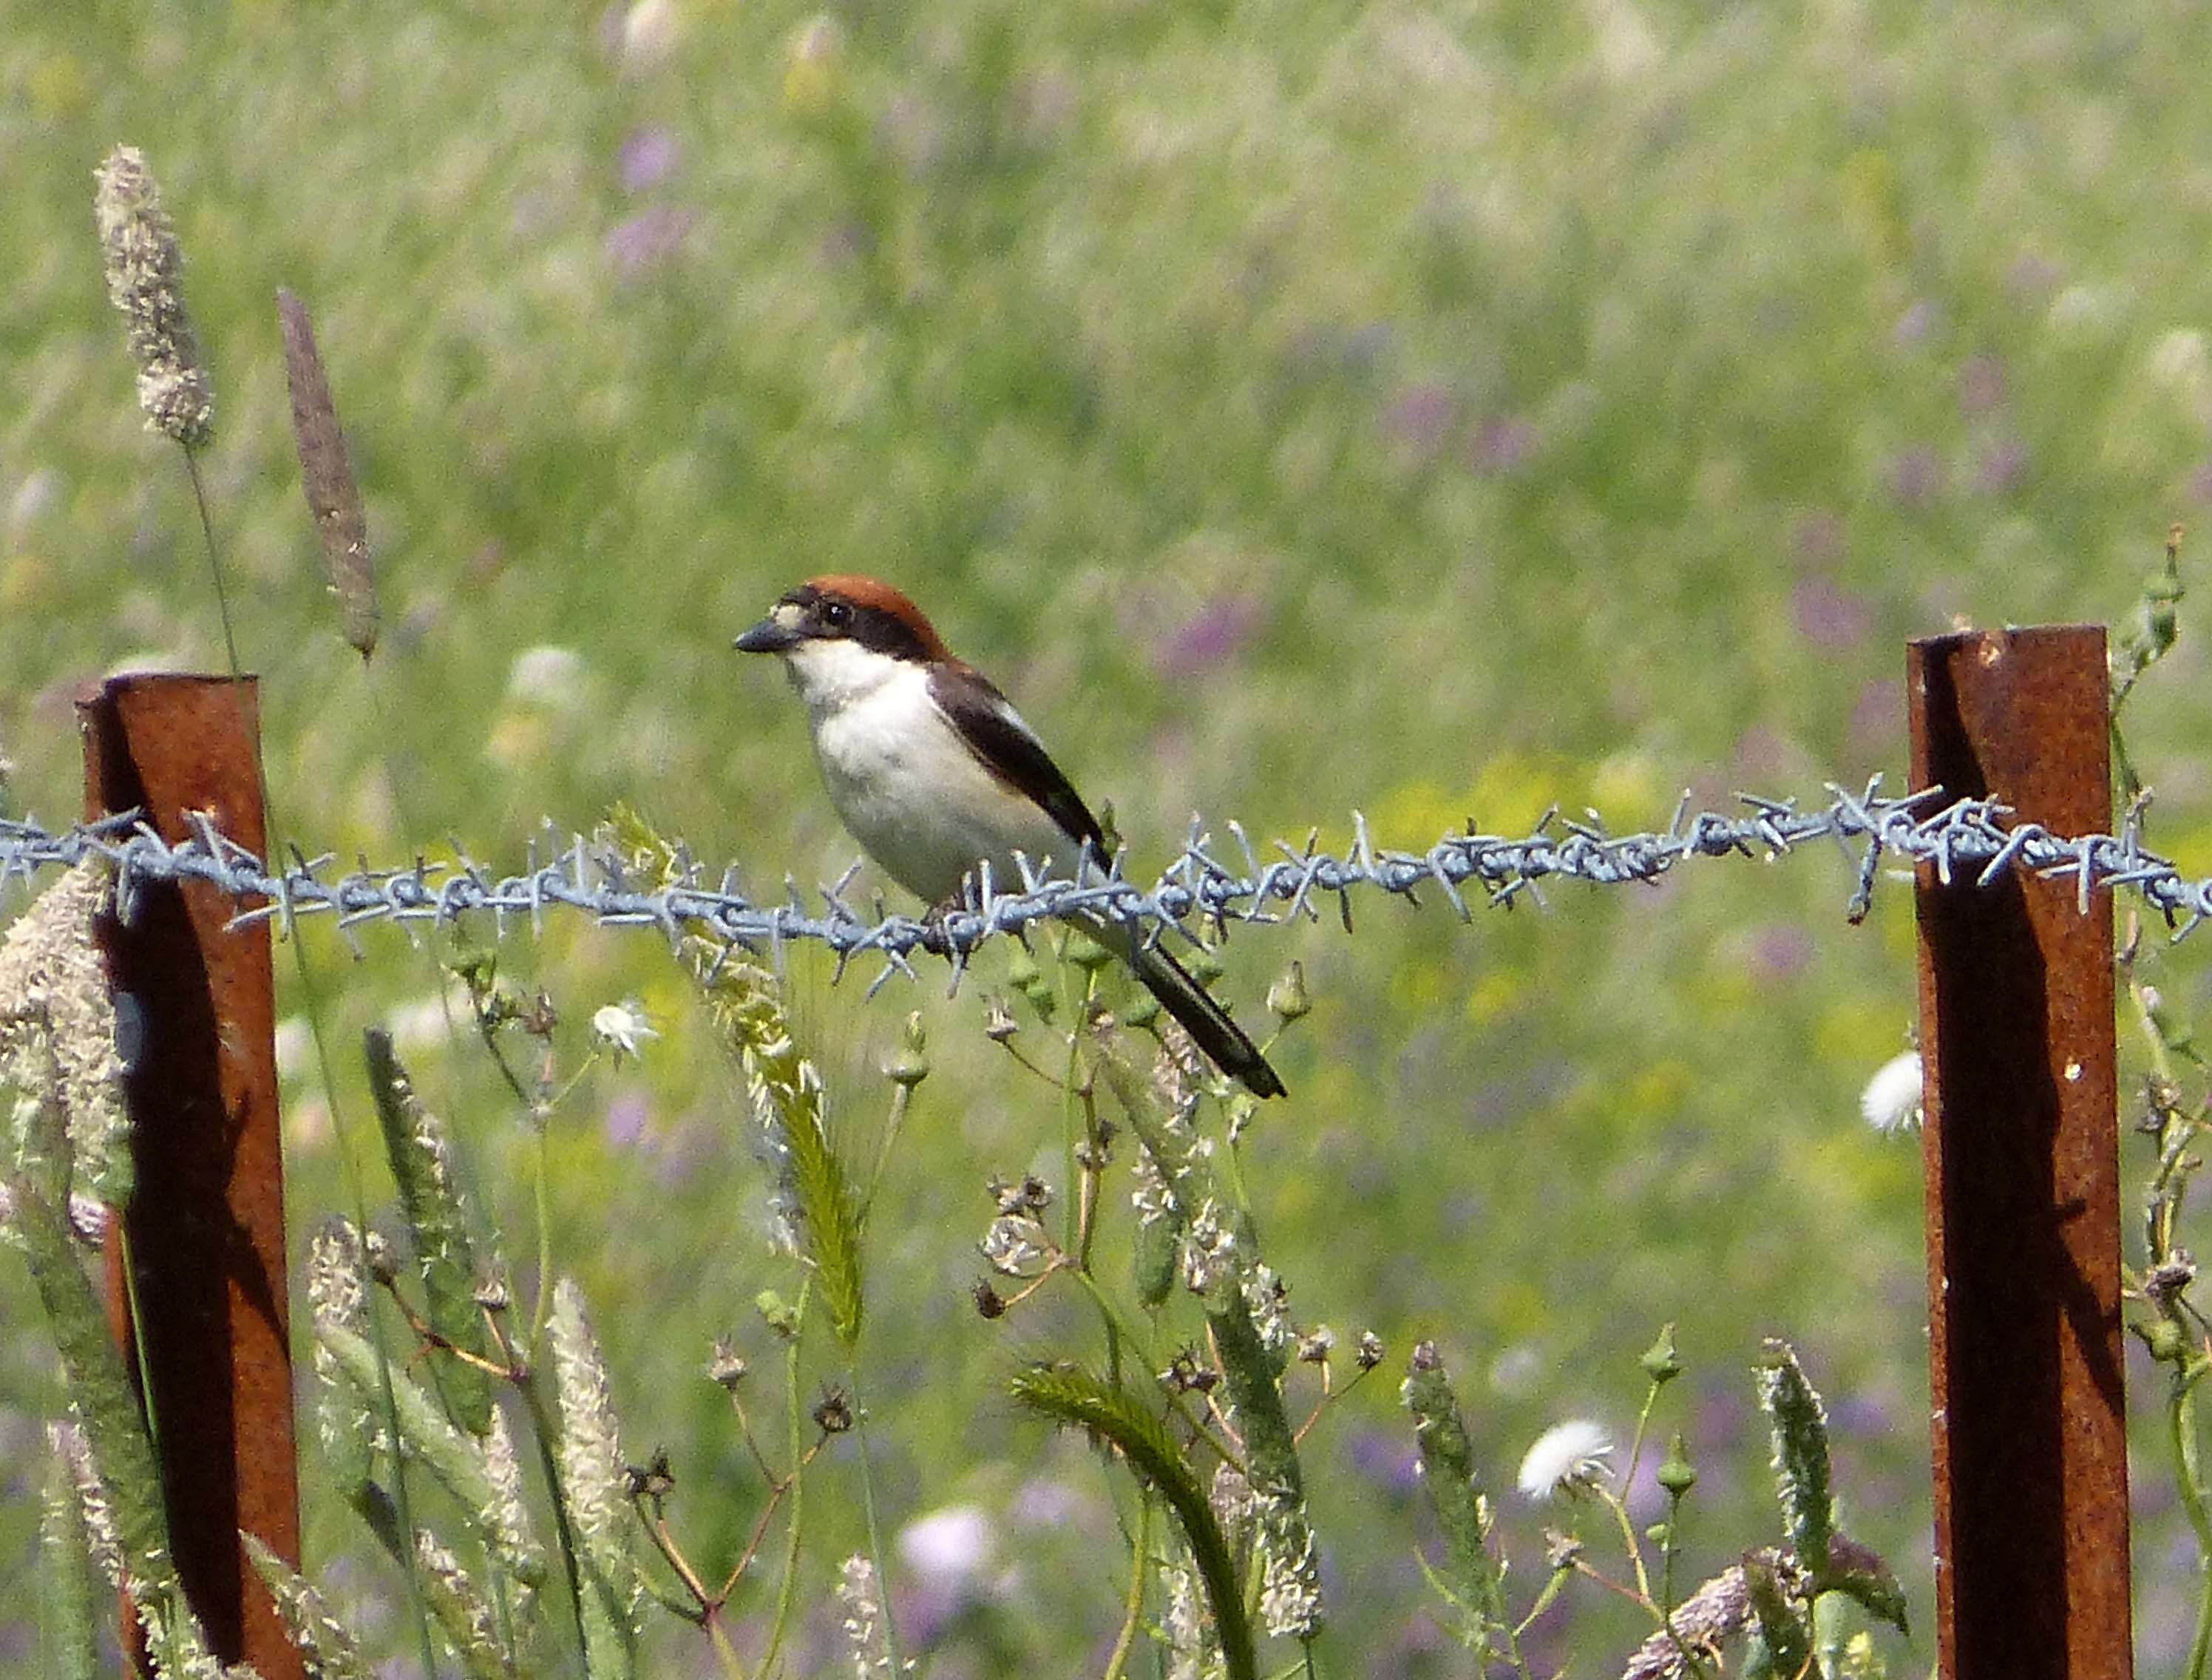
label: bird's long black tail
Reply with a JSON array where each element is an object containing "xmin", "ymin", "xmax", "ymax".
[{"xmin": 1078, "ymin": 912, "xmax": 1286, "ymax": 1098}]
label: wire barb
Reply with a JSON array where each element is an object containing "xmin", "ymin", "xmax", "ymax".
[{"xmin": 5, "ymin": 778, "xmax": 2201, "ymax": 965}]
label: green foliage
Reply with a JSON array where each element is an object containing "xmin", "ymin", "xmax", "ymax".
[
  {"xmin": 547, "ymin": 1278, "xmax": 642, "ymax": 1679},
  {"xmin": 2113, "ymin": 525, "xmax": 2187, "ymax": 804},
  {"xmin": 1207, "ymin": 1285, "xmax": 1301, "ymax": 1504},
  {"xmin": 366, "ymin": 1029, "xmax": 495, "ymax": 1435},
  {"xmin": 35, "ymin": 1448, "xmax": 98, "ymax": 1680},
  {"xmin": 1823, "ymin": 1536, "xmax": 1911, "ymax": 1640},
  {"xmin": 1741, "ymin": 1549, "xmax": 1813, "ymax": 1680},
  {"xmin": 244, "ymin": 1534, "xmax": 378, "ymax": 1680},
  {"xmin": 4, "ymin": 1174, "xmax": 224, "ymax": 1673},
  {"xmin": 413, "ymin": 1530, "xmax": 515, "ymax": 1680},
  {"xmin": 776, "ymin": 1076, "xmax": 867, "ymax": 1350},
  {"xmin": 1438, "ymin": 1330, "xmax": 1907, "ymax": 1679},
  {"xmin": 317, "ymin": 1323, "xmax": 547, "ymax": 1591},
  {"xmin": 692, "ymin": 932, "xmax": 868, "ymax": 1347},
  {"xmin": 1757, "ymin": 1338, "xmax": 1835, "ymax": 1576},
  {"xmin": 1130, "ymin": 1193, "xmax": 1181, "ymax": 1308},
  {"xmin": 611, "ymin": 804, "xmax": 872, "ymax": 1350},
  {"xmin": 1400, "ymin": 1343, "xmax": 1503, "ymax": 1659},
  {"xmin": 4, "ymin": 1185, "xmax": 162, "ymax": 1580},
  {"xmin": 1008, "ymin": 1363, "xmax": 1255, "ymax": 1680}
]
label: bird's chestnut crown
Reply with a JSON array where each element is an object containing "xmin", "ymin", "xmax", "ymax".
[{"xmin": 733, "ymin": 575, "xmax": 952, "ymax": 664}]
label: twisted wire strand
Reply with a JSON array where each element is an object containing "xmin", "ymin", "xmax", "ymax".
[{"xmin": 0, "ymin": 779, "xmax": 2191, "ymax": 998}]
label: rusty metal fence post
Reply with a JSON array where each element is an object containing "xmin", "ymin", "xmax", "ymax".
[
  {"xmin": 79, "ymin": 673, "xmax": 303, "ymax": 1680},
  {"xmin": 1910, "ymin": 626, "xmax": 2131, "ymax": 1680}
]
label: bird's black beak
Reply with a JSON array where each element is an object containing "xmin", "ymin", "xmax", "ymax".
[{"xmin": 734, "ymin": 615, "xmax": 799, "ymax": 654}]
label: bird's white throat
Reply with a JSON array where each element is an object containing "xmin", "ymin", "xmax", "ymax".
[{"xmin": 780, "ymin": 637, "xmax": 911, "ymax": 721}]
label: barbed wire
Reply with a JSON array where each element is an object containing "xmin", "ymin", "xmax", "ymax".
[{"xmin": 0, "ymin": 779, "xmax": 2195, "ymax": 996}]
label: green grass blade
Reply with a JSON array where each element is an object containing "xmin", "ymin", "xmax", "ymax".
[
  {"xmin": 1009, "ymin": 1364, "xmax": 1255, "ymax": 1680},
  {"xmin": 699, "ymin": 961, "xmax": 866, "ymax": 1347}
]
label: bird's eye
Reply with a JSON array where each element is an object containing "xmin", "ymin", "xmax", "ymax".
[{"xmin": 821, "ymin": 600, "xmax": 853, "ymax": 631}]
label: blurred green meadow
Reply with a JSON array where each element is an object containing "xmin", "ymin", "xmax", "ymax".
[{"xmin": 8, "ymin": 0, "xmax": 2212, "ymax": 1672}]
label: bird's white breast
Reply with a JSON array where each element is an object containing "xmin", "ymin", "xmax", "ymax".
[{"xmin": 785, "ymin": 642, "xmax": 1075, "ymax": 903}]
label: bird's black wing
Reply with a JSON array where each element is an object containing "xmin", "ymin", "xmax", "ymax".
[{"xmin": 929, "ymin": 663, "xmax": 1107, "ymax": 855}]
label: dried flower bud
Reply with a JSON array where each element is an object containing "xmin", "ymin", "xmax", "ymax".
[
  {"xmin": 2147, "ymin": 1253, "xmax": 2196, "ymax": 1304},
  {"xmin": 983, "ymin": 995, "xmax": 1020, "ymax": 1043},
  {"xmin": 1357, "ymin": 1330, "xmax": 1385, "ymax": 1372},
  {"xmin": 363, "ymin": 1228, "xmax": 398, "ymax": 1284},
  {"xmin": 626, "ymin": 1448, "xmax": 675, "ymax": 1500},
  {"xmin": 812, "ymin": 1385, "xmax": 855, "ymax": 1434},
  {"xmin": 520, "ymin": 991, "xmax": 560, "ymax": 1038},
  {"xmin": 980, "ymin": 1215, "xmax": 1044, "ymax": 1276},
  {"xmin": 92, "ymin": 146, "xmax": 214, "ymax": 446},
  {"xmin": 708, "ymin": 1335, "xmax": 748, "ymax": 1389},
  {"xmin": 473, "ymin": 1269, "xmax": 512, "ymax": 1313},
  {"xmin": 988, "ymin": 1173, "xmax": 1052, "ymax": 1216},
  {"xmin": 1296, "ymin": 1326, "xmax": 1337, "ymax": 1364},
  {"xmin": 971, "ymin": 1279, "xmax": 1005, "ymax": 1319},
  {"xmin": 1158, "ymin": 1347, "xmax": 1217, "ymax": 1394}
]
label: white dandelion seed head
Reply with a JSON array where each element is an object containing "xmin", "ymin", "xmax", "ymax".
[
  {"xmin": 1860, "ymin": 1049, "xmax": 1924, "ymax": 1136},
  {"xmin": 591, "ymin": 999, "xmax": 659, "ymax": 1062},
  {"xmin": 1517, "ymin": 1418, "xmax": 1615, "ymax": 1501}
]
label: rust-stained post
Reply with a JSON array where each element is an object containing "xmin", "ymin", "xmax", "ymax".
[
  {"xmin": 1910, "ymin": 626, "xmax": 2131, "ymax": 1680},
  {"xmin": 78, "ymin": 674, "xmax": 303, "ymax": 1680}
]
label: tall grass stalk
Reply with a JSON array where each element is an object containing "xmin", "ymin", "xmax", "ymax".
[
  {"xmin": 756, "ymin": 1276, "xmax": 815, "ymax": 1678},
  {"xmin": 847, "ymin": 1367, "xmax": 906, "ymax": 1678},
  {"xmin": 94, "ymin": 140, "xmax": 444, "ymax": 1678}
]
